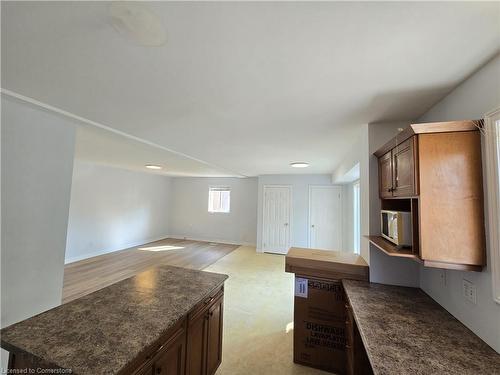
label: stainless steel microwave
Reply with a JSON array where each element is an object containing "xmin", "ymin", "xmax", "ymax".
[{"xmin": 381, "ymin": 210, "xmax": 412, "ymax": 247}]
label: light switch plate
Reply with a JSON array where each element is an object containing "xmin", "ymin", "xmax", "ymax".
[{"xmin": 462, "ymin": 279, "xmax": 477, "ymax": 304}]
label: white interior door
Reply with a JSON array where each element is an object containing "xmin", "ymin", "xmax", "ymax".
[
  {"xmin": 309, "ymin": 186, "xmax": 342, "ymax": 250},
  {"xmin": 262, "ymin": 185, "xmax": 291, "ymax": 254}
]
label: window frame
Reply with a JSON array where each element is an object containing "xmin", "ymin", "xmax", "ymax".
[
  {"xmin": 484, "ymin": 108, "xmax": 500, "ymax": 304},
  {"xmin": 208, "ymin": 186, "xmax": 231, "ymax": 214}
]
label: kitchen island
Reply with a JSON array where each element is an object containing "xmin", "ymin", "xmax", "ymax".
[
  {"xmin": 343, "ymin": 280, "xmax": 500, "ymax": 374},
  {"xmin": 1, "ymin": 265, "xmax": 228, "ymax": 375}
]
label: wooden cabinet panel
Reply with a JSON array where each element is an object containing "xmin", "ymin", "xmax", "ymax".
[
  {"xmin": 377, "ymin": 137, "xmax": 418, "ymax": 198},
  {"xmin": 186, "ymin": 310, "xmax": 208, "ymax": 375},
  {"xmin": 345, "ymin": 301, "xmax": 373, "ymax": 375},
  {"xmin": 206, "ymin": 297, "xmax": 224, "ymax": 375},
  {"xmin": 418, "ymin": 132, "xmax": 485, "ymax": 266},
  {"xmin": 186, "ymin": 292, "xmax": 224, "ymax": 375},
  {"xmin": 153, "ymin": 327, "xmax": 186, "ymax": 375},
  {"xmin": 392, "ymin": 137, "xmax": 417, "ymax": 197},
  {"xmin": 379, "ymin": 151, "xmax": 393, "ymax": 198}
]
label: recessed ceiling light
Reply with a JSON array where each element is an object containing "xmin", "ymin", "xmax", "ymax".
[
  {"xmin": 290, "ymin": 162, "xmax": 309, "ymax": 168},
  {"xmin": 145, "ymin": 164, "xmax": 162, "ymax": 170}
]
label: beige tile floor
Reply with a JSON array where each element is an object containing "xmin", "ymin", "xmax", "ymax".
[{"xmin": 205, "ymin": 246, "xmax": 329, "ymax": 375}]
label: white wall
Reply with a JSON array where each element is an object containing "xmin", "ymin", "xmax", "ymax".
[
  {"xmin": 65, "ymin": 160, "xmax": 172, "ymax": 263},
  {"xmin": 331, "ymin": 138, "xmax": 362, "ymax": 185},
  {"xmin": 333, "ymin": 134, "xmax": 370, "ymax": 259},
  {"xmin": 342, "ymin": 183, "xmax": 354, "ymax": 252},
  {"xmin": 1, "ymin": 96, "xmax": 76, "ymax": 364},
  {"xmin": 170, "ymin": 177, "xmax": 258, "ymax": 246},
  {"xmin": 418, "ymin": 54, "xmax": 500, "ymax": 352},
  {"xmin": 256, "ymin": 174, "xmax": 339, "ymax": 251},
  {"xmin": 332, "ymin": 153, "xmax": 361, "ymax": 253}
]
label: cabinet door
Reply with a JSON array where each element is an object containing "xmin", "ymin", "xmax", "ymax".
[
  {"xmin": 153, "ymin": 329, "xmax": 186, "ymax": 375},
  {"xmin": 392, "ymin": 137, "xmax": 417, "ymax": 197},
  {"xmin": 206, "ymin": 298, "xmax": 224, "ymax": 375},
  {"xmin": 378, "ymin": 151, "xmax": 393, "ymax": 198},
  {"xmin": 186, "ymin": 310, "xmax": 209, "ymax": 375}
]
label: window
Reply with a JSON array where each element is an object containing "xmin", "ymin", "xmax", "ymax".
[
  {"xmin": 208, "ymin": 187, "xmax": 230, "ymax": 213},
  {"xmin": 484, "ymin": 109, "xmax": 500, "ymax": 304},
  {"xmin": 353, "ymin": 180, "xmax": 360, "ymax": 254}
]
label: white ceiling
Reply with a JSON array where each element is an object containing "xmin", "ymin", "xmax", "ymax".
[
  {"xmin": 75, "ymin": 125, "xmax": 242, "ymax": 177},
  {"xmin": 2, "ymin": 2, "xmax": 499, "ymax": 176}
]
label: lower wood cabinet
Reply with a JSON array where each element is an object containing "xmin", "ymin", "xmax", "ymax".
[
  {"xmin": 131, "ymin": 322, "xmax": 186, "ymax": 375},
  {"xmin": 345, "ymin": 301, "xmax": 372, "ymax": 375},
  {"xmin": 186, "ymin": 289, "xmax": 224, "ymax": 375},
  {"xmin": 206, "ymin": 297, "xmax": 223, "ymax": 375},
  {"xmin": 131, "ymin": 286, "xmax": 225, "ymax": 375},
  {"xmin": 153, "ymin": 327, "xmax": 186, "ymax": 375}
]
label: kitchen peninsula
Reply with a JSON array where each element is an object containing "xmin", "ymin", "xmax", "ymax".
[{"xmin": 1, "ymin": 266, "xmax": 228, "ymax": 375}]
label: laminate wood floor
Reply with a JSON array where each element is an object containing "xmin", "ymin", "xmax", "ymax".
[{"xmin": 62, "ymin": 238, "xmax": 238, "ymax": 304}]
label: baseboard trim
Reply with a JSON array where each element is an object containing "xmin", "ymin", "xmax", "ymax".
[
  {"xmin": 64, "ymin": 234, "xmax": 171, "ymax": 264},
  {"xmin": 168, "ymin": 235, "xmax": 255, "ymax": 248}
]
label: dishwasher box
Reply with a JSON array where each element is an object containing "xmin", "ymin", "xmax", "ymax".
[
  {"xmin": 293, "ymin": 276, "xmax": 346, "ymax": 374},
  {"xmin": 285, "ymin": 247, "xmax": 369, "ymax": 374}
]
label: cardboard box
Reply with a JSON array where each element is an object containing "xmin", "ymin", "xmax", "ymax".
[{"xmin": 293, "ymin": 276, "xmax": 346, "ymax": 374}]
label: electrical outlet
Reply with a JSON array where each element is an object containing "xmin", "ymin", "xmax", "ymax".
[{"xmin": 462, "ymin": 279, "xmax": 477, "ymax": 304}]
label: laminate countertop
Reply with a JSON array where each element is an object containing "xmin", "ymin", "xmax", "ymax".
[
  {"xmin": 342, "ymin": 280, "xmax": 500, "ymax": 375},
  {"xmin": 1, "ymin": 265, "xmax": 228, "ymax": 374}
]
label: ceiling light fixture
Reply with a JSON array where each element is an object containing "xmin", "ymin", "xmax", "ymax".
[
  {"xmin": 145, "ymin": 164, "xmax": 162, "ymax": 170},
  {"xmin": 109, "ymin": 2, "xmax": 167, "ymax": 46},
  {"xmin": 290, "ymin": 162, "xmax": 309, "ymax": 168}
]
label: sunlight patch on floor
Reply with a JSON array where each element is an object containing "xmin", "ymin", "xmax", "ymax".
[
  {"xmin": 137, "ymin": 245, "xmax": 184, "ymax": 252},
  {"xmin": 204, "ymin": 246, "xmax": 329, "ymax": 375}
]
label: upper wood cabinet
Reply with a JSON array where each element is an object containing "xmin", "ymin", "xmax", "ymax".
[
  {"xmin": 392, "ymin": 137, "xmax": 418, "ymax": 197},
  {"xmin": 377, "ymin": 137, "xmax": 418, "ymax": 198},
  {"xmin": 378, "ymin": 151, "xmax": 393, "ymax": 198},
  {"xmin": 373, "ymin": 120, "xmax": 486, "ymax": 271}
]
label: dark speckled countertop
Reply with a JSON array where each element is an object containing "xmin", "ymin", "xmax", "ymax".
[
  {"xmin": 342, "ymin": 280, "xmax": 500, "ymax": 375},
  {"xmin": 1, "ymin": 265, "xmax": 228, "ymax": 374}
]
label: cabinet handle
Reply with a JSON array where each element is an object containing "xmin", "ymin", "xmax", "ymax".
[
  {"xmin": 210, "ymin": 311, "xmax": 214, "ymax": 317},
  {"xmin": 156, "ymin": 367, "xmax": 162, "ymax": 374}
]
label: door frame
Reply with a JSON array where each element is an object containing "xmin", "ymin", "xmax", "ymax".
[
  {"xmin": 308, "ymin": 185, "xmax": 343, "ymax": 249},
  {"xmin": 262, "ymin": 184, "xmax": 293, "ymax": 254}
]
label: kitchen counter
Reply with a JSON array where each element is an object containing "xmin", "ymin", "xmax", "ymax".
[
  {"xmin": 342, "ymin": 279, "xmax": 500, "ymax": 374},
  {"xmin": 1, "ymin": 265, "xmax": 228, "ymax": 374}
]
